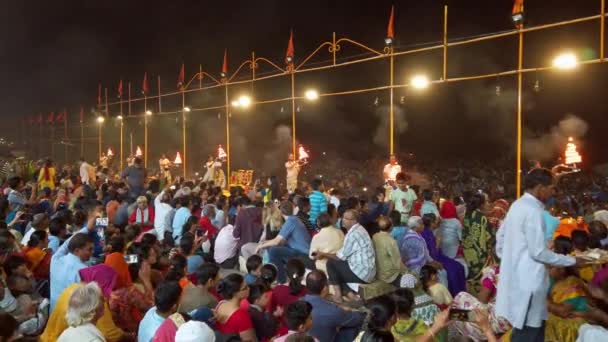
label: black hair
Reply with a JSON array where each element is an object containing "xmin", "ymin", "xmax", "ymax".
[
  {"xmin": 27, "ymin": 230, "xmax": 47, "ymax": 248},
  {"xmin": 246, "ymin": 254, "xmax": 263, "ymax": 273},
  {"xmin": 389, "ymin": 210, "xmax": 402, "ymax": 227},
  {"xmin": 3, "ymin": 255, "xmax": 27, "ymax": 277},
  {"xmin": 165, "ymin": 254, "xmax": 188, "ymax": 282},
  {"xmin": 179, "ymin": 196, "xmax": 191, "ymax": 208},
  {"xmin": 589, "ymin": 220, "xmax": 608, "ymax": 244},
  {"xmin": 286, "ymin": 258, "xmax": 305, "ymax": 295},
  {"xmin": 392, "ymin": 288, "xmax": 415, "ymax": 316},
  {"xmin": 7, "ymin": 176, "xmax": 21, "ymax": 190},
  {"xmin": 0, "ymin": 312, "xmax": 18, "ymax": 340},
  {"xmin": 217, "ymin": 273, "xmax": 245, "ymax": 300},
  {"xmin": 196, "ymin": 263, "xmax": 220, "ymax": 286},
  {"xmin": 554, "ymin": 236, "xmax": 573, "ymax": 255},
  {"xmin": 420, "ymin": 265, "xmax": 438, "ymax": 292},
  {"xmin": 327, "ymin": 203, "xmax": 336, "ymax": 218},
  {"xmin": 285, "ymin": 333, "xmax": 316, "ymax": 342},
  {"xmin": 359, "ymin": 330, "xmax": 395, "ymax": 342},
  {"xmin": 285, "ymin": 301, "xmax": 313, "ymax": 331},
  {"xmin": 366, "ymin": 295, "xmax": 396, "ymax": 331},
  {"xmin": 466, "ymin": 193, "xmax": 485, "ymax": 215},
  {"xmin": 125, "ymin": 225, "xmax": 142, "ymax": 242},
  {"xmin": 395, "ymin": 172, "xmax": 407, "ymax": 182},
  {"xmin": 311, "ymin": 179, "xmax": 323, "ymax": 191},
  {"xmin": 422, "ymin": 189, "xmax": 433, "ymax": 201},
  {"xmin": 236, "ymin": 196, "xmax": 252, "ymax": 207},
  {"xmin": 109, "ymin": 235, "xmax": 125, "ymax": 254},
  {"xmin": 248, "ymin": 282, "xmax": 270, "ymax": 304},
  {"xmin": 297, "ymin": 197, "xmax": 310, "ymax": 211},
  {"xmin": 182, "ymin": 216, "xmax": 198, "ymax": 236},
  {"xmin": 49, "ymin": 217, "xmax": 66, "ymax": 237},
  {"xmin": 453, "ymin": 196, "xmax": 464, "ymax": 206},
  {"xmin": 72, "ymin": 210, "xmax": 87, "ymax": 227},
  {"xmin": 260, "ymin": 264, "xmax": 278, "ymax": 286},
  {"xmin": 344, "ymin": 197, "xmax": 359, "ymax": 210},
  {"xmin": 422, "ymin": 213, "xmax": 436, "ymax": 228},
  {"xmin": 305, "ymin": 270, "xmax": 327, "ymax": 295},
  {"xmin": 179, "ymin": 233, "xmax": 195, "ymax": 255},
  {"xmin": 524, "ymin": 168, "xmax": 553, "ymax": 190},
  {"xmin": 571, "ymin": 230, "xmax": 590, "ymax": 251},
  {"xmin": 140, "ymin": 233, "xmax": 158, "ymax": 247},
  {"xmin": 316, "ymin": 212, "xmax": 331, "ymax": 229},
  {"xmin": 67, "ymin": 233, "xmax": 93, "ymax": 253},
  {"xmin": 154, "ymin": 281, "xmax": 182, "ymax": 313}
]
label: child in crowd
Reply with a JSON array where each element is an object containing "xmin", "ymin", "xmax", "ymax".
[
  {"xmin": 245, "ymin": 254, "xmax": 263, "ymax": 285},
  {"xmin": 260, "ymin": 263, "xmax": 278, "ymax": 288},
  {"xmin": 248, "ymin": 283, "xmax": 280, "ymax": 342},
  {"xmin": 571, "ymin": 229, "xmax": 594, "ymax": 282},
  {"xmin": 420, "ymin": 265, "xmax": 452, "ymax": 309}
]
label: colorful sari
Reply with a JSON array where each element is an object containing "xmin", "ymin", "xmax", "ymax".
[
  {"xmin": 546, "ymin": 276, "xmax": 588, "ymax": 342},
  {"xmin": 462, "ymin": 210, "xmax": 491, "ymax": 293},
  {"xmin": 109, "ymin": 284, "xmax": 153, "ymax": 333},
  {"xmin": 420, "ymin": 227, "xmax": 466, "ymax": 296},
  {"xmin": 104, "ymin": 252, "xmax": 132, "ymax": 290}
]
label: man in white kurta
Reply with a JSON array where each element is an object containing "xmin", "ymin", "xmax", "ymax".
[
  {"xmin": 496, "ymin": 168, "xmax": 578, "ymax": 341},
  {"xmin": 285, "ymin": 153, "xmax": 301, "ymax": 193}
]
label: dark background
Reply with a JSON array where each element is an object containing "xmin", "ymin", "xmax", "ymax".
[{"xmin": 1, "ymin": 0, "xmax": 606, "ymax": 176}]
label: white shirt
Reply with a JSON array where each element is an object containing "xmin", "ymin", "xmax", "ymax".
[
  {"xmin": 309, "ymin": 226, "xmax": 344, "ymax": 273},
  {"xmin": 79, "ymin": 162, "xmax": 95, "ymax": 185},
  {"xmin": 21, "ymin": 227, "xmax": 47, "ymax": 246},
  {"xmin": 329, "ymin": 195, "xmax": 340, "ymax": 208},
  {"xmin": 495, "ymin": 193, "xmax": 575, "ymax": 329},
  {"xmin": 58, "ymin": 323, "xmax": 106, "ymax": 342},
  {"xmin": 285, "ymin": 161, "xmax": 300, "ymax": 179},
  {"xmin": 154, "ymin": 191, "xmax": 172, "ymax": 241},
  {"xmin": 214, "ymin": 224, "xmax": 239, "ymax": 264}
]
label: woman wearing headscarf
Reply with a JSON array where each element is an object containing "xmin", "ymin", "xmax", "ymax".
[
  {"xmin": 462, "ymin": 193, "xmax": 491, "ymax": 293},
  {"xmin": 38, "ymin": 159, "xmax": 56, "ymax": 191},
  {"xmin": 398, "ymin": 216, "xmax": 433, "ymax": 275},
  {"xmin": 438, "ymin": 201, "xmax": 463, "ymax": 259},
  {"xmin": 41, "ymin": 264, "xmax": 131, "ymax": 342}
]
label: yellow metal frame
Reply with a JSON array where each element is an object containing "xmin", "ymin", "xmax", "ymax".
[{"xmin": 88, "ymin": 3, "xmax": 605, "ymax": 195}]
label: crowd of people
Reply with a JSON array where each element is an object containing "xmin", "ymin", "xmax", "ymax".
[{"xmin": 0, "ymin": 154, "xmax": 608, "ymax": 342}]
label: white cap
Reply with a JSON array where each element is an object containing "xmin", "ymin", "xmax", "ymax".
[{"xmin": 175, "ymin": 321, "xmax": 215, "ymax": 342}]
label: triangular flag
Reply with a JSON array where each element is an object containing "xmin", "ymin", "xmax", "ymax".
[
  {"xmin": 512, "ymin": 0, "xmax": 524, "ymax": 28},
  {"xmin": 47, "ymin": 112, "xmax": 55, "ymax": 125},
  {"xmin": 118, "ymin": 79, "xmax": 123, "ymax": 98},
  {"xmin": 97, "ymin": 83, "xmax": 102, "ymax": 106},
  {"xmin": 221, "ymin": 49, "xmax": 228, "ymax": 77},
  {"xmin": 512, "ymin": 0, "xmax": 524, "ymax": 16},
  {"xmin": 387, "ymin": 5, "xmax": 395, "ymax": 39},
  {"xmin": 177, "ymin": 63, "xmax": 185, "ymax": 90},
  {"xmin": 142, "ymin": 72, "xmax": 149, "ymax": 95},
  {"xmin": 198, "ymin": 64, "xmax": 203, "ymax": 81},
  {"xmin": 286, "ymin": 30, "xmax": 295, "ymax": 64},
  {"xmin": 56, "ymin": 110, "xmax": 67, "ymax": 123}
]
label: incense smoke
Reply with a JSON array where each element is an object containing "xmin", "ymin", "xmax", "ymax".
[
  {"xmin": 373, "ymin": 104, "xmax": 408, "ymax": 147},
  {"xmin": 261, "ymin": 124, "xmax": 293, "ymax": 175},
  {"xmin": 523, "ymin": 114, "xmax": 589, "ymax": 163}
]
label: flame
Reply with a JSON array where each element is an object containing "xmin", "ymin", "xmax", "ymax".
[
  {"xmin": 174, "ymin": 152, "xmax": 182, "ymax": 165},
  {"xmin": 217, "ymin": 145, "xmax": 227, "ymax": 159},
  {"xmin": 107, "ymin": 148, "xmax": 113, "ymax": 157},
  {"xmin": 298, "ymin": 145, "xmax": 309, "ymax": 160},
  {"xmin": 564, "ymin": 138, "xmax": 582, "ymax": 165},
  {"xmin": 135, "ymin": 146, "xmax": 143, "ymax": 157}
]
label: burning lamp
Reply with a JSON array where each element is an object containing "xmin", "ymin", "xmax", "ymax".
[
  {"xmin": 238, "ymin": 95, "xmax": 252, "ymax": 108},
  {"xmin": 511, "ymin": 11, "xmax": 524, "ymax": 27},
  {"xmin": 305, "ymin": 89, "xmax": 319, "ymax": 101},
  {"xmin": 135, "ymin": 146, "xmax": 143, "ymax": 157},
  {"xmin": 174, "ymin": 152, "xmax": 182, "ymax": 165},
  {"xmin": 384, "ymin": 37, "xmax": 393, "ymax": 46},
  {"xmin": 565, "ymin": 137, "xmax": 582, "ymax": 165},
  {"xmin": 183, "ymin": 107, "xmax": 191, "ymax": 112},
  {"xmin": 107, "ymin": 148, "xmax": 114, "ymax": 157},
  {"xmin": 286, "ymin": 55, "xmax": 293, "ymax": 63},
  {"xmin": 117, "ymin": 115, "xmax": 123, "ymax": 120},
  {"xmin": 217, "ymin": 145, "xmax": 227, "ymax": 161},
  {"xmin": 411, "ymin": 75, "xmax": 429, "ymax": 89},
  {"xmin": 96, "ymin": 116, "xmax": 105, "ymax": 123},
  {"xmin": 145, "ymin": 110, "xmax": 153, "ymax": 116},
  {"xmin": 553, "ymin": 53, "xmax": 578, "ymax": 70}
]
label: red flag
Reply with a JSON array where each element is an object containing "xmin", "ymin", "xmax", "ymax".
[
  {"xmin": 97, "ymin": 83, "xmax": 102, "ymax": 106},
  {"xmin": 387, "ymin": 5, "xmax": 395, "ymax": 39},
  {"xmin": 79, "ymin": 107, "xmax": 84, "ymax": 123},
  {"xmin": 512, "ymin": 0, "xmax": 524, "ymax": 16},
  {"xmin": 118, "ymin": 79, "xmax": 123, "ymax": 98},
  {"xmin": 142, "ymin": 72, "xmax": 149, "ymax": 95},
  {"xmin": 512, "ymin": 0, "xmax": 524, "ymax": 28},
  {"xmin": 47, "ymin": 112, "xmax": 55, "ymax": 125},
  {"xmin": 177, "ymin": 63, "xmax": 185, "ymax": 89},
  {"xmin": 286, "ymin": 30, "xmax": 295, "ymax": 64},
  {"xmin": 56, "ymin": 110, "xmax": 67, "ymax": 123},
  {"xmin": 198, "ymin": 64, "xmax": 203, "ymax": 81},
  {"xmin": 221, "ymin": 50, "xmax": 228, "ymax": 77}
]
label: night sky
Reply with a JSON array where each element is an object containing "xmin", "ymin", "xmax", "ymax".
[{"xmin": 1, "ymin": 0, "xmax": 607, "ymax": 173}]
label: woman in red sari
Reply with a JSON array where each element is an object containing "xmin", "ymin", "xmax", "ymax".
[{"xmin": 215, "ymin": 273, "xmax": 256, "ymax": 341}]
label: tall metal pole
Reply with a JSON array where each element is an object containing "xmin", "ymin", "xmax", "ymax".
[
  {"xmin": 105, "ymin": 88, "xmax": 109, "ymax": 118},
  {"xmin": 80, "ymin": 108, "xmax": 84, "ymax": 158},
  {"xmin": 144, "ymin": 96, "xmax": 148, "ymax": 168},
  {"xmin": 128, "ymin": 82, "xmax": 132, "ymax": 116},
  {"xmin": 64, "ymin": 112, "xmax": 68, "ymax": 164},
  {"xmin": 291, "ymin": 71, "xmax": 297, "ymax": 157},
  {"xmin": 120, "ymin": 120, "xmax": 124, "ymax": 171},
  {"xmin": 158, "ymin": 76, "xmax": 162, "ymax": 113},
  {"xmin": 50, "ymin": 124, "xmax": 55, "ymax": 160},
  {"xmin": 98, "ymin": 123, "xmax": 102, "ymax": 162},
  {"xmin": 389, "ymin": 47, "xmax": 394, "ymax": 155},
  {"xmin": 443, "ymin": 5, "xmax": 448, "ymax": 81},
  {"xmin": 516, "ymin": 29, "xmax": 524, "ymax": 197},
  {"xmin": 602, "ymin": 0, "xmax": 606, "ymax": 61},
  {"xmin": 182, "ymin": 91, "xmax": 187, "ymax": 178},
  {"xmin": 224, "ymin": 85, "xmax": 230, "ymax": 188}
]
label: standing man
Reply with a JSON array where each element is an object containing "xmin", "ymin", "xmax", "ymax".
[
  {"xmin": 285, "ymin": 153, "xmax": 302, "ymax": 193},
  {"xmin": 308, "ymin": 179, "xmax": 327, "ymax": 229},
  {"xmin": 79, "ymin": 158, "xmax": 96, "ymax": 187},
  {"xmin": 383, "ymin": 154, "xmax": 402, "ymax": 184},
  {"xmin": 158, "ymin": 154, "xmax": 172, "ymax": 185},
  {"xmin": 202, "ymin": 155, "xmax": 215, "ymax": 183},
  {"xmin": 99, "ymin": 152, "xmax": 109, "ymax": 169},
  {"xmin": 496, "ymin": 168, "xmax": 584, "ymax": 342},
  {"xmin": 121, "ymin": 157, "xmax": 147, "ymax": 199},
  {"xmin": 388, "ymin": 172, "xmax": 417, "ymax": 225}
]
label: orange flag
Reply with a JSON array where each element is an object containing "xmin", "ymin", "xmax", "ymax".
[
  {"xmin": 221, "ymin": 50, "xmax": 228, "ymax": 77},
  {"xmin": 142, "ymin": 72, "xmax": 149, "ymax": 95},
  {"xmin": 97, "ymin": 83, "xmax": 102, "ymax": 106},
  {"xmin": 177, "ymin": 63, "xmax": 185, "ymax": 89},
  {"xmin": 117, "ymin": 79, "xmax": 123, "ymax": 98},
  {"xmin": 286, "ymin": 30, "xmax": 294, "ymax": 64},
  {"xmin": 512, "ymin": 0, "xmax": 524, "ymax": 28},
  {"xmin": 387, "ymin": 5, "xmax": 395, "ymax": 39}
]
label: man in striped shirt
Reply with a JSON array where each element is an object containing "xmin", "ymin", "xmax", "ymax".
[{"xmin": 308, "ymin": 179, "xmax": 327, "ymax": 229}]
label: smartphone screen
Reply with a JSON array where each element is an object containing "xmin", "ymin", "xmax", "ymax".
[
  {"xmin": 124, "ymin": 254, "xmax": 139, "ymax": 264},
  {"xmin": 449, "ymin": 309, "xmax": 470, "ymax": 321}
]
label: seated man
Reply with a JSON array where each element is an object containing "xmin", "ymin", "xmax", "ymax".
[
  {"xmin": 138, "ymin": 281, "xmax": 183, "ymax": 342},
  {"xmin": 304, "ymin": 270, "xmax": 365, "ymax": 342},
  {"xmin": 314, "ymin": 209, "xmax": 376, "ymax": 303},
  {"xmin": 256, "ymin": 201, "xmax": 313, "ymax": 283}
]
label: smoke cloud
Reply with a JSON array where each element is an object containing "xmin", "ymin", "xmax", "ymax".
[
  {"xmin": 523, "ymin": 114, "xmax": 588, "ymax": 162},
  {"xmin": 373, "ymin": 104, "xmax": 408, "ymax": 147},
  {"xmin": 261, "ymin": 124, "xmax": 293, "ymax": 174}
]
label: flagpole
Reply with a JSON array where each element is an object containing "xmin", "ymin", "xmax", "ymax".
[
  {"xmin": 158, "ymin": 75, "xmax": 162, "ymax": 113},
  {"xmin": 64, "ymin": 111, "xmax": 68, "ymax": 164},
  {"xmin": 80, "ymin": 108, "xmax": 84, "ymax": 158},
  {"xmin": 182, "ymin": 91, "xmax": 187, "ymax": 178},
  {"xmin": 128, "ymin": 82, "xmax": 132, "ymax": 116},
  {"xmin": 144, "ymin": 94, "xmax": 148, "ymax": 168},
  {"xmin": 120, "ymin": 119, "xmax": 124, "ymax": 171},
  {"xmin": 98, "ymin": 121, "xmax": 102, "ymax": 163},
  {"xmin": 389, "ymin": 46, "xmax": 394, "ymax": 155},
  {"xmin": 105, "ymin": 88, "xmax": 109, "ymax": 117},
  {"xmin": 224, "ymin": 84, "xmax": 230, "ymax": 189},
  {"xmin": 516, "ymin": 25, "xmax": 524, "ymax": 197},
  {"xmin": 199, "ymin": 65, "xmax": 202, "ymax": 88},
  {"xmin": 291, "ymin": 71, "xmax": 296, "ymax": 158},
  {"xmin": 443, "ymin": 5, "xmax": 448, "ymax": 81}
]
